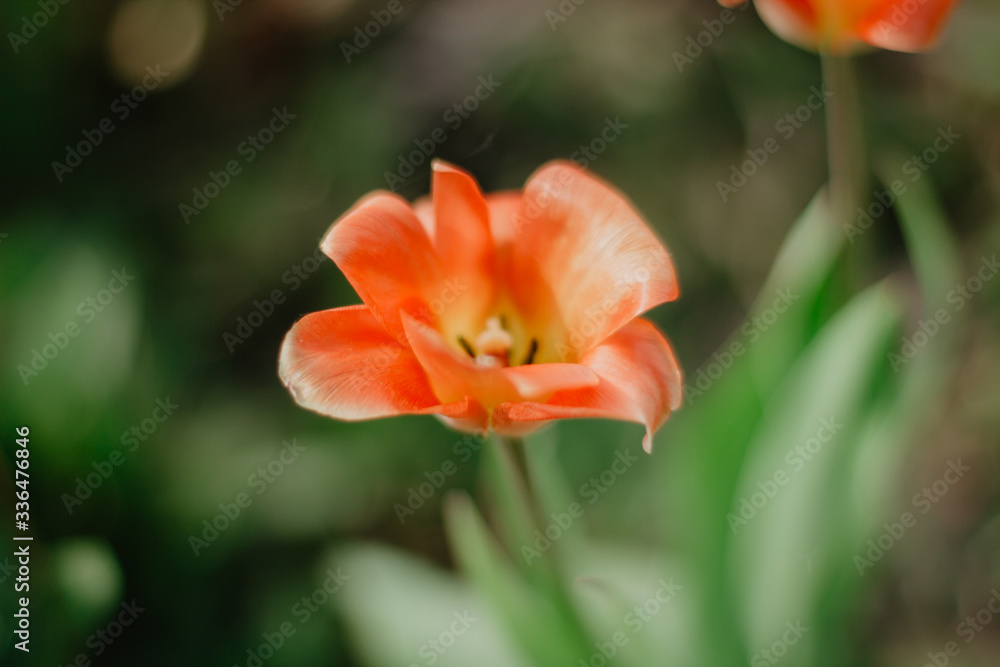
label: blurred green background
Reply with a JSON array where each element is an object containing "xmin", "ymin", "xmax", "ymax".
[{"xmin": 2, "ymin": 0, "xmax": 999, "ymax": 665}]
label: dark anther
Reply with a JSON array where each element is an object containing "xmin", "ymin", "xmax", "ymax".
[
  {"xmin": 499, "ymin": 314, "xmax": 508, "ymax": 329},
  {"xmin": 457, "ymin": 336, "xmax": 476, "ymax": 358},
  {"xmin": 522, "ymin": 338, "xmax": 538, "ymax": 365}
]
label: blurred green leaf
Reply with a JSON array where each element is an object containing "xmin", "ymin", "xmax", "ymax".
[
  {"xmin": 332, "ymin": 542, "xmax": 530, "ymax": 667},
  {"xmin": 659, "ymin": 189, "xmax": 844, "ymax": 667},
  {"xmin": 878, "ymin": 157, "xmax": 963, "ymax": 310},
  {"xmin": 748, "ymin": 189, "xmax": 846, "ymax": 397},
  {"xmin": 847, "ymin": 165, "xmax": 964, "ymax": 532},
  {"xmin": 729, "ymin": 282, "xmax": 903, "ymax": 657}
]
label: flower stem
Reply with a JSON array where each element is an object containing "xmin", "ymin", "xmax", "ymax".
[
  {"xmin": 821, "ymin": 53, "xmax": 866, "ymax": 227},
  {"xmin": 496, "ymin": 436, "xmax": 543, "ymax": 528},
  {"xmin": 483, "ymin": 435, "xmax": 605, "ymax": 663}
]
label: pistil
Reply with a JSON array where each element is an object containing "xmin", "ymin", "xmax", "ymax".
[{"xmin": 473, "ymin": 316, "xmax": 513, "ymax": 368}]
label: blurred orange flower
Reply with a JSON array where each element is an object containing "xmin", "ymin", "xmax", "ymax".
[
  {"xmin": 279, "ymin": 160, "xmax": 682, "ymax": 452},
  {"xmin": 719, "ymin": 0, "xmax": 961, "ymax": 53}
]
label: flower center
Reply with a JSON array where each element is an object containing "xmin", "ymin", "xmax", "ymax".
[{"xmin": 458, "ymin": 316, "xmax": 538, "ymax": 368}]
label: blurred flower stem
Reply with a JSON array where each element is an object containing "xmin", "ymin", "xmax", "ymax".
[
  {"xmin": 491, "ymin": 434, "xmax": 575, "ymax": 600},
  {"xmin": 495, "ymin": 435, "xmax": 545, "ymax": 537},
  {"xmin": 822, "ymin": 53, "xmax": 866, "ymax": 226}
]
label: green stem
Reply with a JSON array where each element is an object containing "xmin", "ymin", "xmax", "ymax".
[
  {"xmin": 492, "ymin": 435, "xmax": 594, "ymax": 639},
  {"xmin": 821, "ymin": 53, "xmax": 866, "ymax": 227},
  {"xmin": 497, "ymin": 436, "xmax": 539, "ymax": 521}
]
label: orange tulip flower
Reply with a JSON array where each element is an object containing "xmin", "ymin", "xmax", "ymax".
[
  {"xmin": 279, "ymin": 160, "xmax": 682, "ymax": 452},
  {"xmin": 719, "ymin": 0, "xmax": 961, "ymax": 53}
]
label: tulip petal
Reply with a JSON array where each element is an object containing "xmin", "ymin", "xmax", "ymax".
[
  {"xmin": 401, "ymin": 310, "xmax": 509, "ymax": 405},
  {"xmin": 412, "ymin": 195, "xmax": 435, "ymax": 238},
  {"xmin": 503, "ymin": 363, "xmax": 600, "ymax": 400},
  {"xmin": 484, "ymin": 191, "xmax": 524, "ymax": 250},
  {"xmin": 436, "ymin": 400, "xmax": 492, "ymax": 436},
  {"xmin": 417, "ymin": 189, "xmax": 523, "ymax": 256},
  {"xmin": 752, "ymin": 0, "xmax": 820, "ymax": 51},
  {"xmin": 492, "ymin": 318, "xmax": 682, "ymax": 453},
  {"xmin": 855, "ymin": 0, "xmax": 959, "ymax": 52},
  {"xmin": 279, "ymin": 305, "xmax": 475, "ymax": 421},
  {"xmin": 321, "ymin": 192, "xmax": 442, "ymax": 342},
  {"xmin": 742, "ymin": 0, "xmax": 959, "ymax": 53},
  {"xmin": 512, "ymin": 161, "xmax": 678, "ymax": 361},
  {"xmin": 424, "ymin": 162, "xmax": 503, "ymax": 343},
  {"xmin": 401, "ymin": 312, "xmax": 600, "ymax": 411},
  {"xmin": 431, "ymin": 161, "xmax": 494, "ymax": 285}
]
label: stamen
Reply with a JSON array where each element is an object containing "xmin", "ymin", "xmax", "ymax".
[
  {"xmin": 474, "ymin": 317, "xmax": 513, "ymax": 356},
  {"xmin": 474, "ymin": 354, "xmax": 501, "ymax": 368},
  {"xmin": 522, "ymin": 338, "xmax": 538, "ymax": 365},
  {"xmin": 457, "ymin": 336, "xmax": 476, "ymax": 358},
  {"xmin": 474, "ymin": 316, "xmax": 513, "ymax": 367}
]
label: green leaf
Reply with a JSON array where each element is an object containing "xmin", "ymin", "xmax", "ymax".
[
  {"xmin": 658, "ymin": 189, "xmax": 844, "ymax": 666},
  {"xmin": 823, "ymin": 165, "xmax": 967, "ymax": 646},
  {"xmin": 332, "ymin": 542, "xmax": 531, "ymax": 667},
  {"xmin": 728, "ymin": 282, "xmax": 904, "ymax": 655},
  {"xmin": 847, "ymin": 166, "xmax": 964, "ymax": 539},
  {"xmin": 748, "ymin": 188, "xmax": 846, "ymax": 398},
  {"xmin": 878, "ymin": 156, "xmax": 962, "ymax": 310}
]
